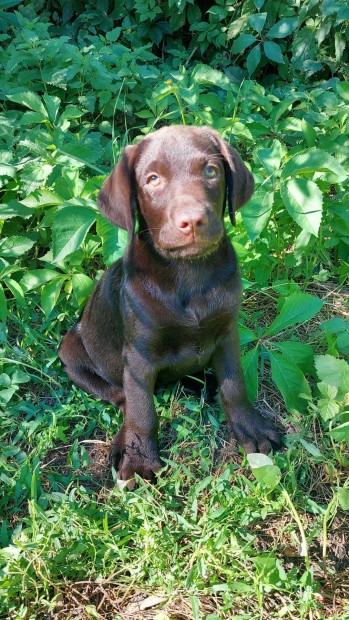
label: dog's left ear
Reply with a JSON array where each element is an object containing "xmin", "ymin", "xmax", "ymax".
[{"xmin": 209, "ymin": 131, "xmax": 254, "ymax": 225}]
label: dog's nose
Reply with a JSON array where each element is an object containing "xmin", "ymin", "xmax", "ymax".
[{"xmin": 175, "ymin": 210, "xmax": 209, "ymax": 236}]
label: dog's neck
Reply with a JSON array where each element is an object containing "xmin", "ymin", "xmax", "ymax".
[{"xmin": 124, "ymin": 232, "xmax": 238, "ymax": 295}]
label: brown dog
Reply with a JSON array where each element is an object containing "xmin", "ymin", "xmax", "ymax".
[{"xmin": 59, "ymin": 126, "xmax": 281, "ymax": 483}]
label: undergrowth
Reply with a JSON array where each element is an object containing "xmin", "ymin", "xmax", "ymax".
[{"xmin": 0, "ymin": 2, "xmax": 348, "ymax": 619}]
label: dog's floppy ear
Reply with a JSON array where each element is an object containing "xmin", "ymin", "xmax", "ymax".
[
  {"xmin": 97, "ymin": 144, "xmax": 138, "ymax": 234},
  {"xmin": 209, "ymin": 131, "xmax": 254, "ymax": 226}
]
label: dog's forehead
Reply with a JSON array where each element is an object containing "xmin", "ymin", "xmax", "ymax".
[{"xmin": 135, "ymin": 127, "xmax": 220, "ymax": 174}]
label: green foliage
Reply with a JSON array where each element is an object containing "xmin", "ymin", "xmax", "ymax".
[{"xmin": 0, "ymin": 2, "xmax": 348, "ymax": 619}]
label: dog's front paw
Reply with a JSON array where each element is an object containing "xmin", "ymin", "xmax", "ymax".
[
  {"xmin": 228, "ymin": 409, "xmax": 282, "ymax": 455},
  {"xmin": 110, "ymin": 428, "xmax": 162, "ymax": 488}
]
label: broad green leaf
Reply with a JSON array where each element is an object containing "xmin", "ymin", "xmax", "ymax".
[
  {"xmin": 267, "ymin": 17, "xmax": 299, "ymax": 39},
  {"xmin": 242, "ymin": 189, "xmax": 273, "ymax": 242},
  {"xmin": 232, "ymin": 34, "xmax": 256, "ymax": 54},
  {"xmin": 274, "ymin": 341, "xmax": 313, "ymax": 372},
  {"xmin": 239, "ymin": 325, "xmax": 257, "ymax": 346},
  {"xmin": 257, "ymin": 140, "xmax": 284, "ymax": 174},
  {"xmin": 336, "ymin": 81, "xmax": 349, "ymax": 103},
  {"xmin": 52, "ymin": 206, "xmax": 96, "ymax": 262},
  {"xmin": 21, "ymin": 162, "xmax": 53, "ymax": 195},
  {"xmin": 337, "ymin": 488, "xmax": 349, "ymax": 510},
  {"xmin": 0, "ymin": 235, "xmax": 35, "ymax": 258},
  {"xmin": 96, "ymin": 214, "xmax": 127, "ymax": 266},
  {"xmin": 314, "ymin": 355, "xmax": 349, "ymax": 393},
  {"xmin": 106, "ymin": 27, "xmax": 122, "ymax": 42},
  {"xmin": 41, "ymin": 277, "xmax": 65, "ymax": 317},
  {"xmin": 0, "ymin": 163, "xmax": 16, "ymax": 177},
  {"xmin": 5, "ymin": 279, "xmax": 25, "ymax": 305},
  {"xmin": 0, "ymin": 201, "xmax": 33, "ymax": 219},
  {"xmin": 265, "ymin": 293, "xmax": 323, "ymax": 336},
  {"xmin": 247, "ymin": 453, "xmax": 281, "ymax": 487},
  {"xmin": 270, "ymin": 351, "xmax": 311, "ymax": 412},
  {"xmin": 317, "ymin": 398, "xmax": 339, "ymax": 422},
  {"xmin": 246, "ymin": 44, "xmax": 261, "ymax": 75},
  {"xmin": 0, "ymin": 284, "xmax": 7, "ymax": 323},
  {"xmin": 7, "ymin": 92, "xmax": 47, "ymax": 116},
  {"xmin": 43, "ymin": 94, "xmax": 60, "ymax": 124},
  {"xmin": 280, "ymin": 178, "xmax": 323, "ymax": 236},
  {"xmin": 329, "ymin": 422, "xmax": 349, "ymax": 444},
  {"xmin": 192, "ymin": 64, "xmax": 230, "ymax": 89},
  {"xmin": 281, "ymin": 149, "xmax": 347, "ymax": 182},
  {"xmin": 301, "ymin": 119, "xmax": 317, "ymax": 147},
  {"xmin": 72, "ymin": 274, "xmax": 95, "ymax": 306},
  {"xmin": 21, "ymin": 269, "xmax": 63, "ymax": 291},
  {"xmin": 241, "ymin": 346, "xmax": 259, "ymax": 403},
  {"xmin": 264, "ymin": 41, "xmax": 285, "ymax": 64},
  {"xmin": 248, "ymin": 13, "xmax": 267, "ymax": 34}
]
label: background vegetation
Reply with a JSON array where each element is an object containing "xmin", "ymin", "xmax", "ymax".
[{"xmin": 0, "ymin": 1, "xmax": 348, "ymax": 618}]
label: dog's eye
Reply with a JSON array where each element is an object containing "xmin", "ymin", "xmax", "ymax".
[
  {"xmin": 204, "ymin": 164, "xmax": 219, "ymax": 179},
  {"xmin": 147, "ymin": 174, "xmax": 160, "ymax": 186}
]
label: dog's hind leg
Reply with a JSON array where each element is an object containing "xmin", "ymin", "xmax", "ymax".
[{"xmin": 59, "ymin": 325, "xmax": 125, "ymax": 405}]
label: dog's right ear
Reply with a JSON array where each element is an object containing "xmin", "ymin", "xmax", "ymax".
[{"xmin": 97, "ymin": 145, "xmax": 138, "ymax": 233}]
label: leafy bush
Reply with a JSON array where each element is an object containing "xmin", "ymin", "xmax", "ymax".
[{"xmin": 0, "ymin": 2, "xmax": 349, "ymax": 619}]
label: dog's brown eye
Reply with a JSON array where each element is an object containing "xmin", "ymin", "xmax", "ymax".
[
  {"xmin": 204, "ymin": 164, "xmax": 219, "ymax": 179},
  {"xmin": 147, "ymin": 174, "xmax": 160, "ymax": 186}
]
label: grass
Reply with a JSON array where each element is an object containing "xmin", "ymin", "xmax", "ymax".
[{"xmin": 1, "ymin": 286, "xmax": 348, "ymax": 620}]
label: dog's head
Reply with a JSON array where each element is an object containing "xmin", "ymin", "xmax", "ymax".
[{"xmin": 98, "ymin": 126, "xmax": 254, "ymax": 259}]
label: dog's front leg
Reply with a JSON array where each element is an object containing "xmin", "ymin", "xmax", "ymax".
[
  {"xmin": 212, "ymin": 328, "xmax": 281, "ymax": 454},
  {"xmin": 110, "ymin": 348, "xmax": 162, "ymax": 486}
]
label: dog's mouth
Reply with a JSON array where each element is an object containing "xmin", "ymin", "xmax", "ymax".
[{"xmin": 159, "ymin": 235, "xmax": 224, "ymax": 260}]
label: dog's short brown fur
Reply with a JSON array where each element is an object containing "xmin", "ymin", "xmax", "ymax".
[{"xmin": 59, "ymin": 126, "xmax": 281, "ymax": 483}]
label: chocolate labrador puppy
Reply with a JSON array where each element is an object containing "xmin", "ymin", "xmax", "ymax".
[{"xmin": 59, "ymin": 125, "xmax": 280, "ymax": 483}]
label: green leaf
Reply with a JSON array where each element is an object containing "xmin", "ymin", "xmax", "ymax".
[
  {"xmin": 191, "ymin": 64, "xmax": 230, "ymax": 89},
  {"xmin": 298, "ymin": 438, "xmax": 322, "ymax": 457},
  {"xmin": 7, "ymin": 92, "xmax": 47, "ymax": 116},
  {"xmin": 265, "ymin": 293, "xmax": 323, "ymax": 336},
  {"xmin": 317, "ymin": 398, "xmax": 339, "ymax": 422},
  {"xmin": 301, "ymin": 119, "xmax": 317, "ymax": 148},
  {"xmin": 282, "ymin": 149, "xmax": 347, "ymax": 182},
  {"xmin": 314, "ymin": 355, "xmax": 349, "ymax": 393},
  {"xmin": 274, "ymin": 341, "xmax": 314, "ymax": 372},
  {"xmin": 0, "ymin": 202, "xmax": 33, "ymax": 219},
  {"xmin": 52, "ymin": 205, "xmax": 96, "ymax": 262},
  {"xmin": 239, "ymin": 325, "xmax": 257, "ymax": 346},
  {"xmin": 329, "ymin": 422, "xmax": 349, "ymax": 444},
  {"xmin": 257, "ymin": 140, "xmax": 284, "ymax": 174},
  {"xmin": 41, "ymin": 277, "xmax": 65, "ymax": 317},
  {"xmin": 280, "ymin": 178, "xmax": 323, "ymax": 236},
  {"xmin": 42, "ymin": 94, "xmax": 60, "ymax": 124},
  {"xmin": 0, "ymin": 163, "xmax": 16, "ymax": 177},
  {"xmin": 0, "ymin": 284, "xmax": 7, "ymax": 323},
  {"xmin": 336, "ymin": 81, "xmax": 349, "ymax": 103},
  {"xmin": 106, "ymin": 27, "xmax": 122, "ymax": 42},
  {"xmin": 269, "ymin": 351, "xmax": 311, "ymax": 412},
  {"xmin": 72, "ymin": 274, "xmax": 95, "ymax": 306},
  {"xmin": 247, "ymin": 453, "xmax": 281, "ymax": 487},
  {"xmin": 232, "ymin": 34, "xmax": 256, "ymax": 54},
  {"xmin": 96, "ymin": 213, "xmax": 128, "ymax": 266},
  {"xmin": 267, "ymin": 17, "xmax": 299, "ymax": 39},
  {"xmin": 21, "ymin": 269, "xmax": 63, "ymax": 291},
  {"xmin": 20, "ymin": 162, "xmax": 53, "ymax": 195},
  {"xmin": 248, "ymin": 13, "xmax": 267, "ymax": 34},
  {"xmin": 337, "ymin": 488, "xmax": 349, "ymax": 510},
  {"xmin": 241, "ymin": 346, "xmax": 259, "ymax": 403},
  {"xmin": 246, "ymin": 44, "xmax": 261, "ymax": 74},
  {"xmin": 241, "ymin": 189, "xmax": 273, "ymax": 242},
  {"xmin": 264, "ymin": 41, "xmax": 285, "ymax": 64},
  {"xmin": 0, "ymin": 235, "xmax": 35, "ymax": 258}
]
